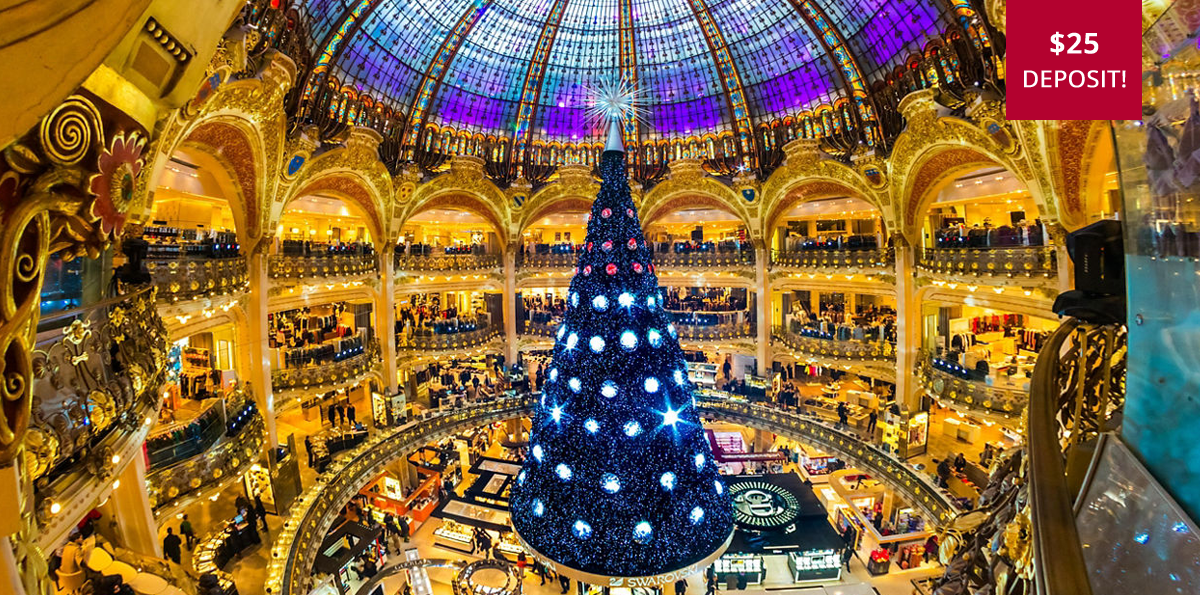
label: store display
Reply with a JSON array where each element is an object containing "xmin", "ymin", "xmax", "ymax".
[
  {"xmin": 713, "ymin": 553, "xmax": 765, "ymax": 585},
  {"xmin": 787, "ymin": 549, "xmax": 841, "ymax": 582}
]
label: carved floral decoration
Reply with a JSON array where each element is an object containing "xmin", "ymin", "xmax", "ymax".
[{"xmin": 88, "ymin": 132, "xmax": 146, "ymax": 236}]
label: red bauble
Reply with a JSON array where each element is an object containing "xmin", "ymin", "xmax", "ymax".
[
  {"xmin": 605, "ymin": 263, "xmax": 618, "ymax": 275},
  {"xmin": 632, "ymin": 262, "xmax": 644, "ymax": 273},
  {"xmin": 602, "ymin": 240, "xmax": 613, "ymax": 251},
  {"xmin": 583, "ymin": 265, "xmax": 592, "ymax": 276},
  {"xmin": 627, "ymin": 238, "xmax": 638, "ymax": 250},
  {"xmin": 601, "ymin": 208, "xmax": 612, "ymax": 218},
  {"xmin": 626, "ymin": 208, "xmax": 634, "ymax": 218},
  {"xmin": 587, "ymin": 242, "xmax": 593, "ymax": 252}
]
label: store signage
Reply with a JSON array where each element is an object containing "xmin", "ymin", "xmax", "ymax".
[
  {"xmin": 1005, "ymin": 0, "xmax": 1140, "ymax": 119},
  {"xmin": 729, "ymin": 479, "xmax": 801, "ymax": 529}
]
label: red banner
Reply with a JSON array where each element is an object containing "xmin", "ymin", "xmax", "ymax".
[{"xmin": 1005, "ymin": 0, "xmax": 1142, "ymax": 120}]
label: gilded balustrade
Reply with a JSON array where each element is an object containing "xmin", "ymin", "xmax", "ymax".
[
  {"xmin": 268, "ymin": 253, "xmax": 377, "ymax": 280},
  {"xmin": 397, "ymin": 325, "xmax": 501, "ymax": 352},
  {"xmin": 915, "ymin": 350, "xmax": 1029, "ymax": 416},
  {"xmin": 917, "ymin": 246, "xmax": 1056, "ymax": 282},
  {"xmin": 395, "ymin": 252, "xmax": 501, "ymax": 273},
  {"xmin": 652, "ymin": 250, "xmax": 755, "ymax": 269},
  {"xmin": 145, "ymin": 256, "xmax": 249, "ymax": 303},
  {"xmin": 771, "ymin": 248, "xmax": 894, "ymax": 275},
  {"xmin": 147, "ymin": 411, "xmax": 265, "ymax": 515},
  {"xmin": 271, "ymin": 338, "xmax": 380, "ymax": 391},
  {"xmin": 773, "ymin": 327, "xmax": 895, "ymax": 362}
]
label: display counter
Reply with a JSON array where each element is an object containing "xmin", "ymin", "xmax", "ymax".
[
  {"xmin": 942, "ymin": 417, "xmax": 982, "ymax": 443},
  {"xmin": 193, "ymin": 515, "xmax": 260, "ymax": 576},
  {"xmin": 787, "ymin": 549, "xmax": 841, "ymax": 582},
  {"xmin": 713, "ymin": 553, "xmax": 764, "ymax": 586},
  {"xmin": 432, "ymin": 519, "xmax": 523, "ymax": 557}
]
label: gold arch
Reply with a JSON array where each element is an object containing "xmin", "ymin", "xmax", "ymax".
[
  {"xmin": 281, "ymin": 172, "xmax": 388, "ymax": 244},
  {"xmin": 762, "ymin": 178, "xmax": 888, "ymax": 239},
  {"xmin": 176, "ymin": 119, "xmax": 266, "ymax": 242},
  {"xmin": 640, "ymin": 176, "xmax": 752, "ymax": 232}
]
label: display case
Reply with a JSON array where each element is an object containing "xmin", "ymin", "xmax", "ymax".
[
  {"xmin": 787, "ymin": 549, "xmax": 841, "ymax": 582},
  {"xmin": 867, "ymin": 549, "xmax": 891, "ymax": 576},
  {"xmin": 713, "ymin": 553, "xmax": 765, "ymax": 586},
  {"xmin": 686, "ymin": 361, "xmax": 718, "ymax": 387},
  {"xmin": 432, "ymin": 520, "xmax": 523, "ymax": 556},
  {"xmin": 242, "ymin": 465, "xmax": 275, "ymax": 513}
]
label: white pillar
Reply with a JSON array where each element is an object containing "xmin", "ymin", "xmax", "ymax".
[
  {"xmin": 377, "ymin": 247, "xmax": 399, "ymax": 393},
  {"xmin": 754, "ymin": 245, "xmax": 771, "ymax": 376},
  {"xmin": 894, "ymin": 241, "xmax": 922, "ymax": 410},
  {"xmin": 503, "ymin": 249, "xmax": 518, "ymax": 366},
  {"xmin": 104, "ymin": 456, "xmax": 161, "ymax": 557},
  {"xmin": 246, "ymin": 249, "xmax": 277, "ymax": 449}
]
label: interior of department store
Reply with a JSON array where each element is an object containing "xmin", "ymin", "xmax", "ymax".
[{"xmin": 4, "ymin": 3, "xmax": 1192, "ymax": 595}]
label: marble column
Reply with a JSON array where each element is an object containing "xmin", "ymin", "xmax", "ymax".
[
  {"xmin": 893, "ymin": 240, "xmax": 922, "ymax": 410},
  {"xmin": 754, "ymin": 245, "xmax": 772, "ymax": 376},
  {"xmin": 104, "ymin": 456, "xmax": 161, "ymax": 558},
  {"xmin": 503, "ymin": 249, "xmax": 518, "ymax": 366},
  {"xmin": 376, "ymin": 246, "xmax": 399, "ymax": 393},
  {"xmin": 246, "ymin": 249, "xmax": 277, "ymax": 450}
]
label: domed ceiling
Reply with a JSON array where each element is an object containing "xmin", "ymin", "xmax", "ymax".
[{"xmin": 302, "ymin": 0, "xmax": 957, "ymax": 146}]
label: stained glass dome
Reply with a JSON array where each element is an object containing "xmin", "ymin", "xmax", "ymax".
[{"xmin": 301, "ymin": 0, "xmax": 955, "ymax": 147}]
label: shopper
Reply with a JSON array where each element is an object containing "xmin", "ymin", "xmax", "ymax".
[
  {"xmin": 162, "ymin": 528, "xmax": 182, "ymax": 564},
  {"xmin": 179, "ymin": 514, "xmax": 196, "ymax": 549},
  {"xmin": 953, "ymin": 452, "xmax": 967, "ymax": 473},
  {"xmin": 328, "ymin": 403, "xmax": 338, "ymax": 427},
  {"xmin": 867, "ymin": 409, "xmax": 878, "ymax": 435},
  {"xmin": 398, "ymin": 515, "xmax": 410, "ymax": 542},
  {"xmin": 675, "ymin": 578, "xmax": 688, "ymax": 595},
  {"xmin": 533, "ymin": 559, "xmax": 548, "ymax": 584},
  {"xmin": 254, "ymin": 494, "xmax": 269, "ymax": 532},
  {"xmin": 936, "ymin": 458, "xmax": 952, "ymax": 488},
  {"xmin": 305, "ymin": 436, "xmax": 314, "ymax": 467},
  {"xmin": 559, "ymin": 573, "xmax": 571, "ymax": 594},
  {"xmin": 924, "ymin": 534, "xmax": 939, "ymax": 563},
  {"xmin": 516, "ymin": 551, "xmax": 527, "ymax": 572},
  {"xmin": 347, "ymin": 403, "xmax": 357, "ymax": 426},
  {"xmin": 836, "ymin": 401, "xmax": 849, "ymax": 429},
  {"xmin": 336, "ymin": 403, "xmax": 346, "ymax": 426}
]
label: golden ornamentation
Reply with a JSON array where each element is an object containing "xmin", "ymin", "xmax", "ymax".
[{"xmin": 39, "ymin": 96, "xmax": 103, "ymax": 166}]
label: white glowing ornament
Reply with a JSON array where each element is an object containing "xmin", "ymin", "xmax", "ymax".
[
  {"xmin": 584, "ymin": 418, "xmax": 600, "ymax": 433},
  {"xmin": 556, "ymin": 464, "xmax": 573, "ymax": 480},
  {"xmin": 600, "ymin": 381, "xmax": 618, "ymax": 399},
  {"xmin": 623, "ymin": 420, "xmax": 642, "ymax": 437},
  {"xmin": 533, "ymin": 444, "xmax": 545, "ymax": 462},
  {"xmin": 660, "ymin": 472, "xmax": 676, "ymax": 490},
  {"xmin": 620, "ymin": 330, "xmax": 638, "ymax": 350},
  {"xmin": 633, "ymin": 521, "xmax": 653, "ymax": 543},
  {"xmin": 661, "ymin": 407, "xmax": 680, "ymax": 427},
  {"xmin": 601, "ymin": 473, "xmax": 621, "ymax": 494},
  {"xmin": 644, "ymin": 377, "xmax": 660, "ymax": 393},
  {"xmin": 568, "ymin": 377, "xmax": 582, "ymax": 393},
  {"xmin": 694, "ymin": 453, "xmax": 706, "ymax": 470},
  {"xmin": 647, "ymin": 295, "xmax": 656, "ymax": 308},
  {"xmin": 648, "ymin": 329, "xmax": 663, "ymax": 347},
  {"xmin": 557, "ymin": 325, "xmax": 567, "ymax": 339},
  {"xmin": 592, "ymin": 295, "xmax": 609, "ymax": 311},
  {"xmin": 573, "ymin": 520, "xmax": 593, "ymax": 539},
  {"xmin": 618, "ymin": 292, "xmax": 634, "ymax": 308},
  {"xmin": 714, "ymin": 479, "xmax": 724, "ymax": 494},
  {"xmin": 533, "ymin": 499, "xmax": 545, "ymax": 516},
  {"xmin": 667, "ymin": 323, "xmax": 677, "ymax": 337},
  {"xmin": 674, "ymin": 369, "xmax": 685, "ymax": 385},
  {"xmin": 548, "ymin": 368, "xmax": 559, "ymax": 382},
  {"xmin": 550, "ymin": 405, "xmax": 563, "ymax": 423},
  {"xmin": 565, "ymin": 332, "xmax": 578, "ymax": 350},
  {"xmin": 518, "ymin": 470, "xmax": 527, "ymax": 485},
  {"xmin": 571, "ymin": 292, "xmax": 579, "ymax": 307},
  {"xmin": 690, "ymin": 507, "xmax": 705, "ymax": 524},
  {"xmin": 589, "ymin": 336, "xmax": 606, "ymax": 353}
]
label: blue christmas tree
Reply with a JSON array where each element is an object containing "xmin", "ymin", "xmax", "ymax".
[{"xmin": 510, "ymin": 99, "xmax": 733, "ymax": 579}]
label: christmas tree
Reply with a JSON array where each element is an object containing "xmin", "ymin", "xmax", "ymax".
[{"xmin": 510, "ymin": 89, "xmax": 733, "ymax": 579}]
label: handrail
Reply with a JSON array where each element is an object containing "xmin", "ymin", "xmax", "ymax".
[
  {"xmin": 771, "ymin": 247, "xmax": 894, "ymax": 272},
  {"xmin": 1027, "ymin": 318, "xmax": 1092, "ymax": 595},
  {"xmin": 36, "ymin": 285, "xmax": 155, "ymax": 330},
  {"xmin": 773, "ymin": 327, "xmax": 895, "ymax": 361},
  {"xmin": 916, "ymin": 245, "xmax": 1056, "ymax": 279},
  {"xmin": 269, "ymin": 253, "xmax": 377, "ymax": 279},
  {"xmin": 395, "ymin": 252, "xmax": 500, "ymax": 273}
]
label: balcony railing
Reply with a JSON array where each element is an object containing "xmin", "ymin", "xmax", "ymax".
[
  {"xmin": 395, "ymin": 252, "xmax": 501, "ymax": 273},
  {"xmin": 517, "ymin": 252, "xmax": 577, "ymax": 269},
  {"xmin": 521, "ymin": 320, "xmax": 560, "ymax": 338},
  {"xmin": 653, "ymin": 250, "xmax": 755, "ymax": 269},
  {"xmin": 30, "ymin": 287, "xmax": 169, "ymax": 549},
  {"xmin": 917, "ymin": 246, "xmax": 1056, "ymax": 280},
  {"xmin": 146, "ymin": 256, "xmax": 248, "ymax": 304},
  {"xmin": 771, "ymin": 248, "xmax": 894, "ymax": 274},
  {"xmin": 272, "ymin": 339, "xmax": 380, "ymax": 391},
  {"xmin": 397, "ymin": 325, "xmax": 501, "ymax": 351},
  {"xmin": 146, "ymin": 395, "xmax": 257, "ymax": 470},
  {"xmin": 916, "ymin": 350, "xmax": 1029, "ymax": 415},
  {"xmin": 269, "ymin": 253, "xmax": 377, "ymax": 280},
  {"xmin": 147, "ymin": 408, "xmax": 265, "ymax": 513},
  {"xmin": 674, "ymin": 320, "xmax": 755, "ymax": 341},
  {"xmin": 773, "ymin": 327, "xmax": 895, "ymax": 361}
]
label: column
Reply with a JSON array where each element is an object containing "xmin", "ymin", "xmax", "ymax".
[
  {"xmin": 893, "ymin": 239, "xmax": 922, "ymax": 411},
  {"xmin": 376, "ymin": 245, "xmax": 399, "ymax": 393},
  {"xmin": 246, "ymin": 248, "xmax": 278, "ymax": 450},
  {"xmin": 0, "ymin": 539, "xmax": 24, "ymax": 595},
  {"xmin": 754, "ymin": 245, "xmax": 771, "ymax": 376},
  {"xmin": 104, "ymin": 456, "xmax": 161, "ymax": 557},
  {"xmin": 503, "ymin": 249, "xmax": 518, "ymax": 366}
]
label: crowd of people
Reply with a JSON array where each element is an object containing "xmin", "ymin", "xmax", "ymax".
[
  {"xmin": 662, "ymin": 288, "xmax": 748, "ymax": 313},
  {"xmin": 788, "ymin": 302, "xmax": 897, "ymax": 344},
  {"xmin": 931, "ymin": 219, "xmax": 1046, "ymax": 249},
  {"xmin": 522, "ymin": 293, "xmax": 568, "ymax": 326},
  {"xmin": 395, "ymin": 296, "xmax": 489, "ymax": 340},
  {"xmin": 277, "ymin": 239, "xmax": 375, "ymax": 258},
  {"xmin": 780, "ymin": 233, "xmax": 882, "ymax": 252},
  {"xmin": 397, "ymin": 242, "xmax": 489, "ymax": 257}
]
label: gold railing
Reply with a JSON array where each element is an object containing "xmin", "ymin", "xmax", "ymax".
[
  {"xmin": 674, "ymin": 320, "xmax": 755, "ymax": 341},
  {"xmin": 146, "ymin": 256, "xmax": 248, "ymax": 303},
  {"xmin": 521, "ymin": 320, "xmax": 560, "ymax": 338},
  {"xmin": 916, "ymin": 350, "xmax": 1029, "ymax": 415},
  {"xmin": 517, "ymin": 252, "xmax": 577, "ymax": 269},
  {"xmin": 653, "ymin": 250, "xmax": 755, "ymax": 268},
  {"xmin": 271, "ymin": 338, "xmax": 380, "ymax": 391},
  {"xmin": 268, "ymin": 253, "xmax": 377, "ymax": 279},
  {"xmin": 395, "ymin": 252, "xmax": 501, "ymax": 273},
  {"xmin": 397, "ymin": 325, "xmax": 501, "ymax": 351},
  {"xmin": 147, "ymin": 410, "xmax": 265, "ymax": 514},
  {"xmin": 771, "ymin": 247, "xmax": 893, "ymax": 274},
  {"xmin": 773, "ymin": 327, "xmax": 895, "ymax": 361},
  {"xmin": 30, "ymin": 287, "xmax": 169, "ymax": 549},
  {"xmin": 917, "ymin": 246, "xmax": 1056, "ymax": 280}
]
